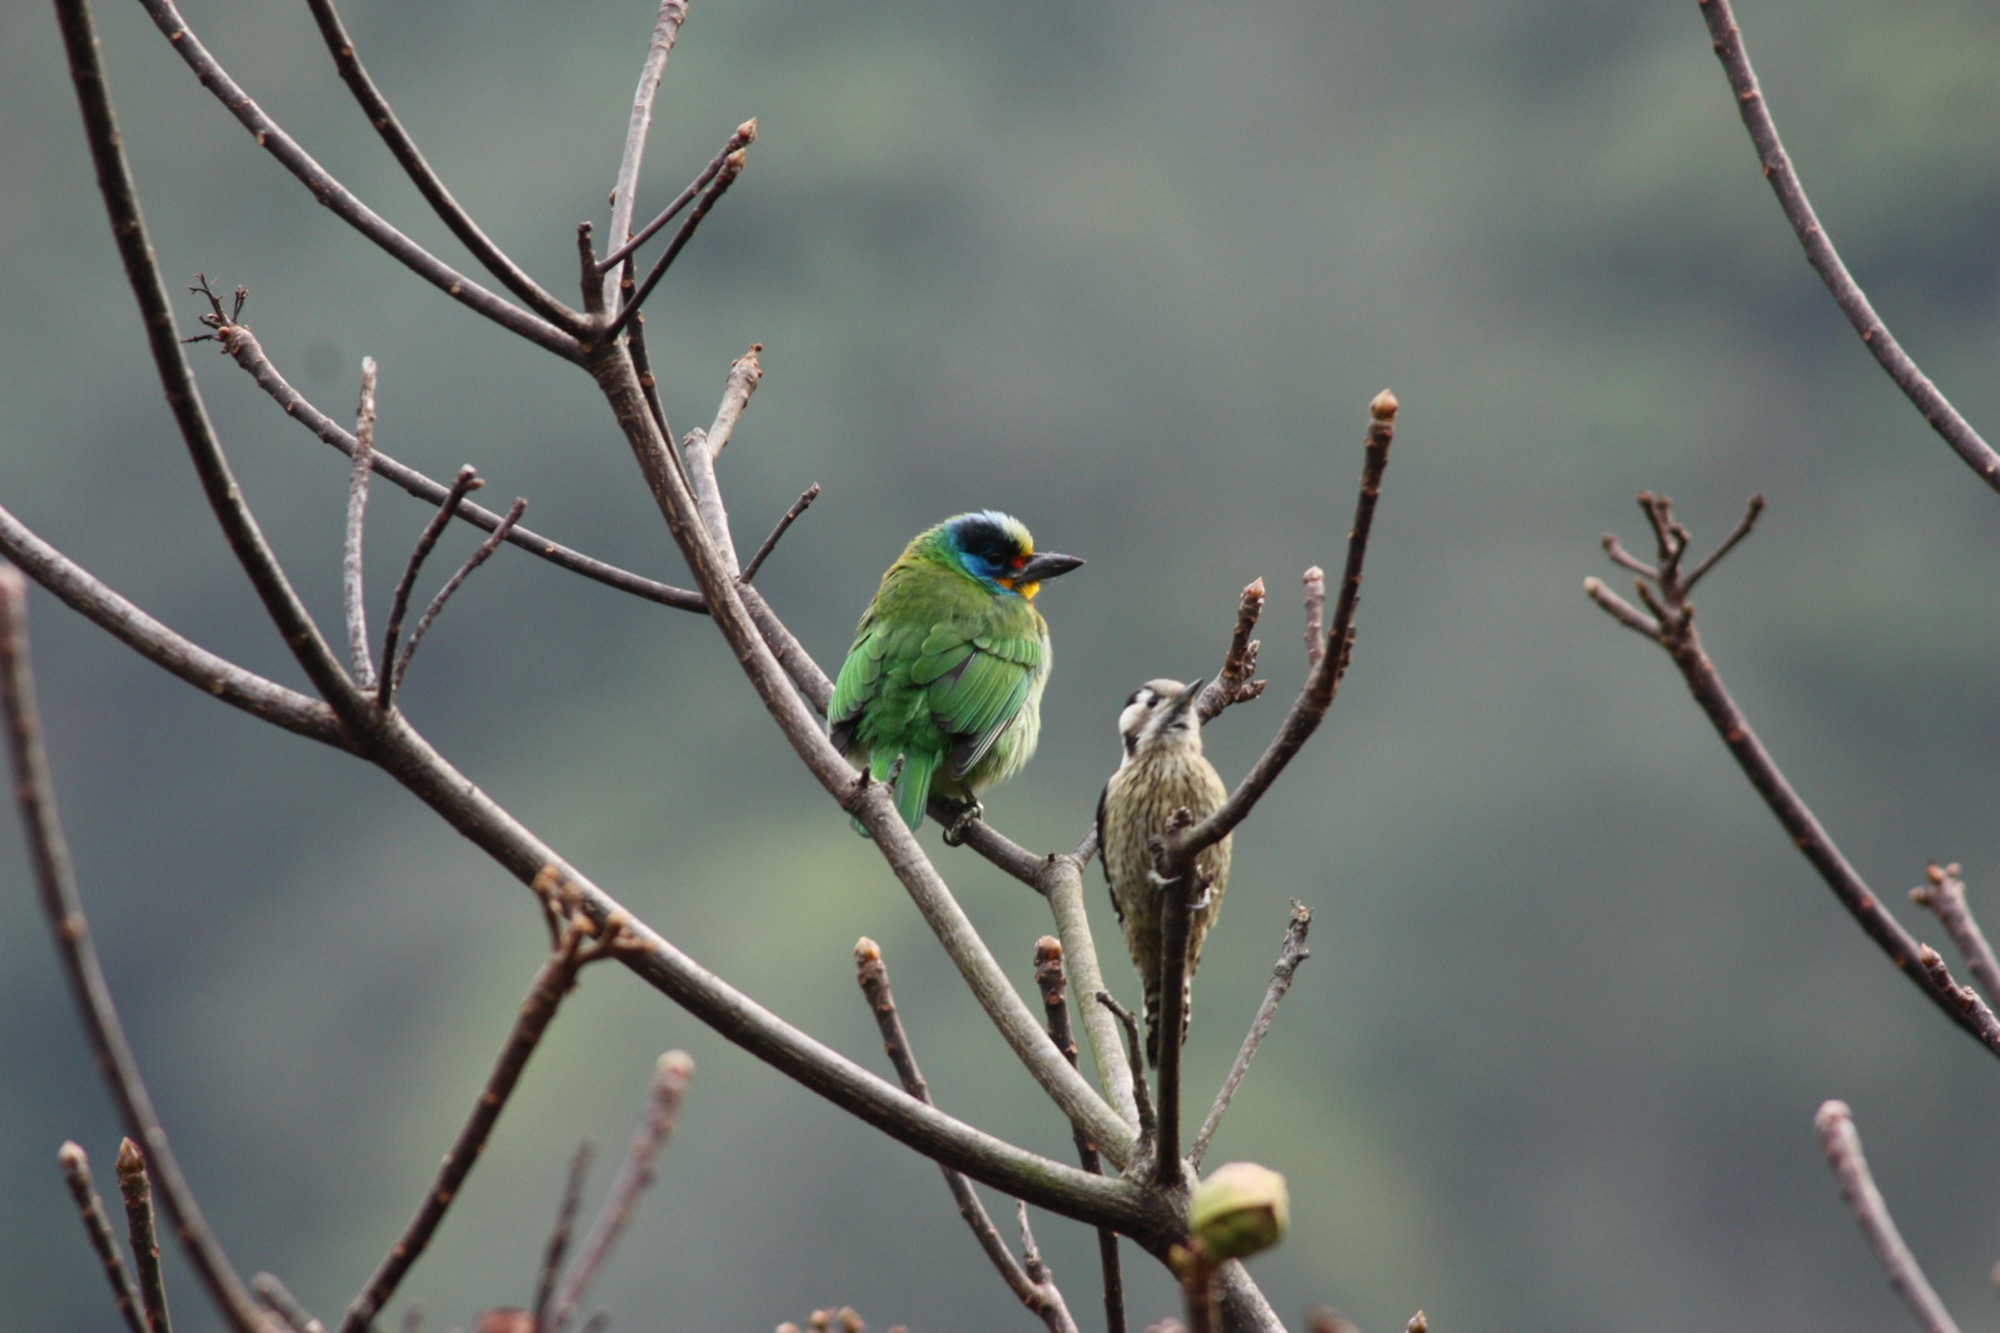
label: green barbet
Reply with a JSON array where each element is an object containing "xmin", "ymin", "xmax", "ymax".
[{"xmin": 829, "ymin": 511, "xmax": 1083, "ymax": 834}]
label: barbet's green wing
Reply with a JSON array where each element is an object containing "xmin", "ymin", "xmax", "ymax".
[{"xmin": 910, "ymin": 622, "xmax": 1043, "ymax": 781}]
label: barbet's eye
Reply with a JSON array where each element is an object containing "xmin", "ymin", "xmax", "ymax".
[{"xmin": 1010, "ymin": 554, "xmax": 1028, "ymax": 571}]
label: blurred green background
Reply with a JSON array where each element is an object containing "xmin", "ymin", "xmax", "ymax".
[{"xmin": 3, "ymin": 0, "xmax": 1998, "ymax": 1329}]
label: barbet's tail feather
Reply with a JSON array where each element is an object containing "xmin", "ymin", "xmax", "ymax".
[{"xmin": 891, "ymin": 748, "xmax": 938, "ymax": 832}]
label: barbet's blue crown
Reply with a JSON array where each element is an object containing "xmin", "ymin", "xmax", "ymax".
[{"xmin": 939, "ymin": 510, "xmax": 1037, "ymax": 595}]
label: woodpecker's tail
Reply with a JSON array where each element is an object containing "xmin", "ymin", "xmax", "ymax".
[{"xmin": 1142, "ymin": 977, "xmax": 1193, "ymax": 1068}]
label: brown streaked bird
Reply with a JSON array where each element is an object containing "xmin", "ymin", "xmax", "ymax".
[{"xmin": 1097, "ymin": 677, "xmax": 1231, "ymax": 1065}]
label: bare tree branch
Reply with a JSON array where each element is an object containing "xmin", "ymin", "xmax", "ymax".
[
  {"xmin": 0, "ymin": 502, "xmax": 346, "ymax": 746},
  {"xmin": 1152, "ymin": 818, "xmax": 1207, "ymax": 1189},
  {"xmin": 1695, "ymin": 0, "xmax": 2000, "ymax": 493},
  {"xmin": 116, "ymin": 1140, "xmax": 172, "ymax": 1333},
  {"xmin": 546, "ymin": 1051, "xmax": 695, "ymax": 1333},
  {"xmin": 601, "ymin": 147, "xmax": 749, "ymax": 343},
  {"xmin": 1036, "ymin": 939, "xmax": 1126, "ymax": 1333},
  {"xmin": 856, "ymin": 939, "xmax": 1080, "ymax": 1333},
  {"xmin": 600, "ymin": 121, "xmax": 760, "ymax": 272},
  {"xmin": 1195, "ymin": 579, "xmax": 1268, "ymax": 723},
  {"xmin": 57, "ymin": 1142, "xmax": 147, "ymax": 1333},
  {"xmin": 682, "ymin": 345, "xmax": 764, "ymax": 575},
  {"xmin": 1095, "ymin": 992, "xmax": 1157, "ymax": 1151},
  {"xmin": 253, "ymin": 1274, "xmax": 323, "ymax": 1333},
  {"xmin": 207, "ymin": 320, "xmax": 704, "ymax": 612},
  {"xmin": 56, "ymin": 0, "xmax": 363, "ymax": 722},
  {"xmin": 1909, "ymin": 862, "xmax": 2000, "ymax": 1004},
  {"xmin": 1192, "ymin": 902, "xmax": 1312, "ymax": 1168},
  {"xmin": 1301, "ymin": 567, "xmax": 1326, "ymax": 668},
  {"xmin": 600, "ymin": 0, "xmax": 691, "ymax": 315},
  {"xmin": 0, "ymin": 569, "xmax": 266, "ymax": 1333},
  {"xmin": 391, "ymin": 499, "xmax": 526, "ymax": 696},
  {"xmin": 1815, "ymin": 1100, "xmax": 1962, "ymax": 1333},
  {"xmin": 534, "ymin": 1144, "xmax": 597, "ymax": 1333},
  {"xmin": 741, "ymin": 484, "xmax": 822, "ymax": 585},
  {"xmin": 125, "ymin": 0, "xmax": 582, "ymax": 359},
  {"xmin": 339, "ymin": 912, "xmax": 631, "ymax": 1333},
  {"xmin": 344, "ymin": 357, "xmax": 380, "ymax": 692},
  {"xmin": 1174, "ymin": 390, "xmax": 1399, "ymax": 863},
  {"xmin": 1590, "ymin": 493, "xmax": 2000, "ymax": 1057},
  {"xmin": 380, "ymin": 466, "xmax": 483, "ymax": 707},
  {"xmin": 301, "ymin": 0, "xmax": 584, "ymax": 331}
]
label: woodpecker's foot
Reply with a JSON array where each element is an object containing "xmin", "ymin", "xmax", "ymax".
[{"xmin": 940, "ymin": 800, "xmax": 985, "ymax": 846}]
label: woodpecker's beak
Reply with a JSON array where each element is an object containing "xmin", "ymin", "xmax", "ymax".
[
  {"xmin": 1015, "ymin": 551, "xmax": 1084, "ymax": 583},
  {"xmin": 1169, "ymin": 677, "xmax": 1207, "ymax": 722}
]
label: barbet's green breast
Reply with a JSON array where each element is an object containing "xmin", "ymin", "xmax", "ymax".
[{"xmin": 828, "ymin": 548, "xmax": 1051, "ymax": 827}]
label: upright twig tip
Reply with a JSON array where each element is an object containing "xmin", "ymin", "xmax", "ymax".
[
  {"xmin": 656, "ymin": 1049, "xmax": 695, "ymax": 1081},
  {"xmin": 854, "ymin": 936, "xmax": 882, "ymax": 964},
  {"xmin": 1370, "ymin": 388, "xmax": 1398, "ymax": 420},
  {"xmin": 59, "ymin": 1139, "xmax": 89, "ymax": 1167}
]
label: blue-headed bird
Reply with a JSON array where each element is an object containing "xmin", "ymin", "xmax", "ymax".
[{"xmin": 828, "ymin": 511, "xmax": 1083, "ymax": 836}]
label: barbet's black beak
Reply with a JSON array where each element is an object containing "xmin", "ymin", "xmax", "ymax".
[{"xmin": 1016, "ymin": 551, "xmax": 1084, "ymax": 583}]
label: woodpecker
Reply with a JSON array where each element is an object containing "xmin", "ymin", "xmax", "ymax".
[{"xmin": 1097, "ymin": 677, "xmax": 1231, "ymax": 1065}]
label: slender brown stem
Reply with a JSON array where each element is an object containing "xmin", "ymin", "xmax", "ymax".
[
  {"xmin": 1591, "ymin": 494, "xmax": 2000, "ymax": 1057},
  {"xmin": 1151, "ymin": 822, "xmax": 1203, "ymax": 1189},
  {"xmin": 380, "ymin": 467, "xmax": 483, "ymax": 706},
  {"xmin": 1195, "ymin": 578, "xmax": 1267, "ymax": 723},
  {"xmin": 534, "ymin": 1144, "xmax": 597, "ymax": 1333},
  {"xmin": 1696, "ymin": 0, "xmax": 2000, "ymax": 493},
  {"xmin": 600, "ymin": 122, "xmax": 760, "ymax": 272},
  {"xmin": 856, "ymin": 940, "xmax": 1079, "ymax": 1333},
  {"xmin": 57, "ymin": 1142, "xmax": 147, "ymax": 1333},
  {"xmin": 624, "ymin": 304, "xmax": 675, "ymax": 444},
  {"xmin": 55, "ymin": 0, "xmax": 363, "ymax": 724},
  {"xmin": 1036, "ymin": 940, "xmax": 1126, "ymax": 1333},
  {"xmin": 1909, "ymin": 862, "xmax": 2000, "ymax": 1004},
  {"xmin": 1191, "ymin": 902, "xmax": 1312, "ymax": 1168},
  {"xmin": 547, "ymin": 1051, "xmax": 695, "ymax": 1333},
  {"xmin": 344, "ymin": 358, "xmax": 380, "ymax": 691},
  {"xmin": 600, "ymin": 0, "xmax": 691, "ymax": 313},
  {"xmin": 339, "ymin": 919, "xmax": 618, "ymax": 1333},
  {"xmin": 741, "ymin": 484, "xmax": 821, "ymax": 585},
  {"xmin": 208, "ymin": 321, "xmax": 703, "ymax": 612},
  {"xmin": 116, "ymin": 1139, "xmax": 172, "ymax": 1333},
  {"xmin": 1815, "ymin": 1101, "xmax": 1962, "ymax": 1333},
  {"xmin": 391, "ymin": 499, "xmax": 525, "ymax": 695},
  {"xmin": 1301, "ymin": 567, "xmax": 1326, "ymax": 668},
  {"xmin": 1174, "ymin": 390, "xmax": 1398, "ymax": 863},
  {"xmin": 1095, "ymin": 992, "xmax": 1157, "ymax": 1148},
  {"xmin": 301, "ymin": 0, "xmax": 583, "ymax": 331},
  {"xmin": 601, "ymin": 148, "xmax": 748, "ymax": 342},
  {"xmin": 253, "ymin": 1274, "xmax": 324, "ymax": 1333},
  {"xmin": 1917, "ymin": 947, "xmax": 2000, "ymax": 1051},
  {"xmin": 0, "ymin": 570, "xmax": 266, "ymax": 1333},
  {"xmin": 127, "ymin": 0, "xmax": 580, "ymax": 359},
  {"xmin": 682, "ymin": 346, "xmax": 765, "ymax": 575},
  {"xmin": 0, "ymin": 504, "xmax": 345, "ymax": 746}
]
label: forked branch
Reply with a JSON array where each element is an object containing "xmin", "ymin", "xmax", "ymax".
[{"xmin": 1588, "ymin": 493, "xmax": 2000, "ymax": 1057}]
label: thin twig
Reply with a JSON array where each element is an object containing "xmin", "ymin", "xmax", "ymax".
[
  {"xmin": 533, "ymin": 1144, "xmax": 597, "ymax": 1333},
  {"xmin": 682, "ymin": 346, "xmax": 764, "ymax": 575},
  {"xmin": 55, "ymin": 2, "xmax": 362, "ymax": 725},
  {"xmin": 1918, "ymin": 947, "xmax": 2000, "ymax": 1051},
  {"xmin": 117, "ymin": 1139, "xmax": 172, "ymax": 1333},
  {"xmin": 253, "ymin": 1274, "xmax": 324, "ymax": 1333},
  {"xmin": 600, "ymin": 121, "xmax": 760, "ymax": 272},
  {"xmin": 856, "ymin": 940, "xmax": 1079, "ymax": 1333},
  {"xmin": 1815, "ymin": 1101, "xmax": 1962, "ymax": 1333},
  {"xmin": 1681, "ymin": 492, "xmax": 1765, "ymax": 591},
  {"xmin": 1036, "ymin": 940, "xmax": 1126, "ymax": 1333},
  {"xmin": 344, "ymin": 358, "xmax": 379, "ymax": 691},
  {"xmin": 547, "ymin": 1051, "xmax": 696, "ymax": 1333},
  {"xmin": 601, "ymin": 147, "xmax": 749, "ymax": 342},
  {"xmin": 391, "ymin": 499, "xmax": 525, "ymax": 695},
  {"xmin": 129, "ymin": 0, "xmax": 580, "ymax": 358},
  {"xmin": 0, "ymin": 570, "xmax": 266, "ymax": 1332},
  {"xmin": 1095, "ymin": 992, "xmax": 1157, "ymax": 1147},
  {"xmin": 625, "ymin": 302, "xmax": 674, "ymax": 443},
  {"xmin": 302, "ymin": 0, "xmax": 583, "ymax": 331},
  {"xmin": 1152, "ymin": 820, "xmax": 1204, "ymax": 1189},
  {"xmin": 339, "ymin": 917, "xmax": 625, "ymax": 1333},
  {"xmin": 1301, "ymin": 567, "xmax": 1326, "ymax": 668},
  {"xmin": 1910, "ymin": 862, "xmax": 2000, "ymax": 1004},
  {"xmin": 600, "ymin": 0, "xmax": 691, "ymax": 313},
  {"xmin": 1590, "ymin": 494, "xmax": 2000, "ymax": 1058},
  {"xmin": 58, "ymin": 1142, "xmax": 147, "ymax": 1333},
  {"xmin": 1173, "ymin": 390, "xmax": 1398, "ymax": 864},
  {"xmin": 1196, "ymin": 578, "xmax": 1268, "ymax": 723},
  {"xmin": 380, "ymin": 467, "xmax": 483, "ymax": 707},
  {"xmin": 741, "ymin": 485, "xmax": 821, "ymax": 585},
  {"xmin": 1191, "ymin": 902, "xmax": 1313, "ymax": 1168},
  {"xmin": 1696, "ymin": 0, "xmax": 2000, "ymax": 493},
  {"xmin": 1582, "ymin": 577, "xmax": 1663, "ymax": 640},
  {"xmin": 206, "ymin": 320, "xmax": 703, "ymax": 612}
]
